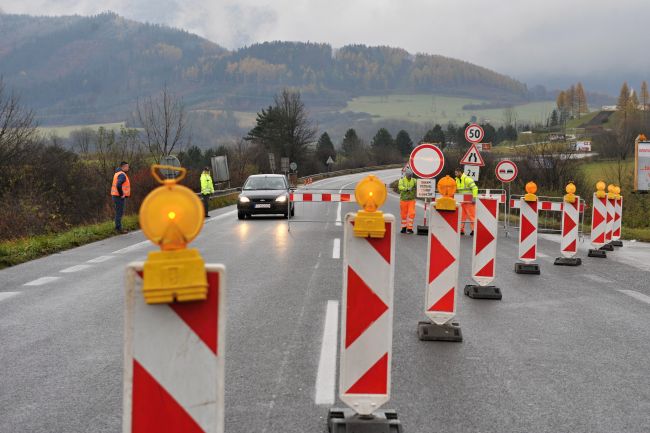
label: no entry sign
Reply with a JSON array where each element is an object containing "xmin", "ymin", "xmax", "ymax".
[
  {"xmin": 495, "ymin": 160, "xmax": 518, "ymax": 183},
  {"xmin": 465, "ymin": 124, "xmax": 484, "ymax": 144},
  {"xmin": 409, "ymin": 143, "xmax": 444, "ymax": 179}
]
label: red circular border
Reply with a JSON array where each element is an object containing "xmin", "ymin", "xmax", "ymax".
[
  {"xmin": 464, "ymin": 123, "xmax": 485, "ymax": 144},
  {"xmin": 495, "ymin": 159, "xmax": 518, "ymax": 183},
  {"xmin": 409, "ymin": 143, "xmax": 445, "ymax": 179}
]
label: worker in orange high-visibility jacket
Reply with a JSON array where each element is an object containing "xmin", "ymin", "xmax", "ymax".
[
  {"xmin": 398, "ymin": 168, "xmax": 417, "ymax": 234},
  {"xmin": 454, "ymin": 167, "xmax": 478, "ymax": 235},
  {"xmin": 111, "ymin": 161, "xmax": 131, "ymax": 233}
]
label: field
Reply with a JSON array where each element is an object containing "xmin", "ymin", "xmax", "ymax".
[
  {"xmin": 580, "ymin": 159, "xmax": 634, "ymax": 186},
  {"xmin": 38, "ymin": 122, "xmax": 127, "ymax": 139},
  {"xmin": 342, "ymin": 94, "xmax": 556, "ymax": 126}
]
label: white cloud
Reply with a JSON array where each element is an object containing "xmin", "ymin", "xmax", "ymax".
[{"xmin": 3, "ymin": 0, "xmax": 649, "ymax": 90}]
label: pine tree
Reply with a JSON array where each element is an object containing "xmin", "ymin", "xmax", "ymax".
[
  {"xmin": 617, "ymin": 82, "xmax": 630, "ymax": 112},
  {"xmin": 421, "ymin": 124, "xmax": 446, "ymax": 147},
  {"xmin": 641, "ymin": 81, "xmax": 649, "ymax": 111},
  {"xmin": 316, "ymin": 132, "xmax": 335, "ymax": 163},
  {"xmin": 394, "ymin": 130, "xmax": 413, "ymax": 156},
  {"xmin": 371, "ymin": 128, "xmax": 394, "ymax": 149},
  {"xmin": 341, "ymin": 128, "xmax": 362, "ymax": 156},
  {"xmin": 567, "ymin": 85, "xmax": 577, "ymax": 118},
  {"xmin": 576, "ymin": 82, "xmax": 588, "ymax": 117},
  {"xmin": 550, "ymin": 109, "xmax": 559, "ymax": 127}
]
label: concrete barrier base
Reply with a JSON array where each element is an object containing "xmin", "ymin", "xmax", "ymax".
[
  {"xmin": 554, "ymin": 257, "xmax": 582, "ymax": 266},
  {"xmin": 328, "ymin": 408, "xmax": 402, "ymax": 433},
  {"xmin": 514, "ymin": 262, "xmax": 540, "ymax": 274},
  {"xmin": 417, "ymin": 320, "xmax": 463, "ymax": 342},
  {"xmin": 588, "ymin": 249, "xmax": 607, "ymax": 258},
  {"xmin": 464, "ymin": 284, "xmax": 502, "ymax": 300}
]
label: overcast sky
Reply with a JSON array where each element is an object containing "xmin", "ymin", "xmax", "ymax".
[{"xmin": 3, "ymin": 0, "xmax": 648, "ymax": 93}]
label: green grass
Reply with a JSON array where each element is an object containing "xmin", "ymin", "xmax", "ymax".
[
  {"xmin": 580, "ymin": 159, "xmax": 634, "ymax": 186},
  {"xmin": 0, "ymin": 193, "xmax": 238, "ymax": 269},
  {"xmin": 342, "ymin": 94, "xmax": 556, "ymax": 125},
  {"xmin": 38, "ymin": 122, "xmax": 127, "ymax": 139}
]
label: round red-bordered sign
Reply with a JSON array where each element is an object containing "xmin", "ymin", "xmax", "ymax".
[
  {"xmin": 465, "ymin": 123, "xmax": 484, "ymax": 144},
  {"xmin": 409, "ymin": 143, "xmax": 445, "ymax": 179},
  {"xmin": 495, "ymin": 159, "xmax": 518, "ymax": 183}
]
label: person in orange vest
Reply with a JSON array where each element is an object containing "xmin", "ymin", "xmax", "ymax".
[
  {"xmin": 111, "ymin": 161, "xmax": 131, "ymax": 233},
  {"xmin": 398, "ymin": 168, "xmax": 417, "ymax": 234},
  {"xmin": 454, "ymin": 167, "xmax": 478, "ymax": 235}
]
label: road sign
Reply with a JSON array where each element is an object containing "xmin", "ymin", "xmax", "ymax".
[
  {"xmin": 124, "ymin": 263, "xmax": 225, "ymax": 433},
  {"xmin": 268, "ymin": 153, "xmax": 276, "ymax": 173},
  {"xmin": 289, "ymin": 162, "xmax": 297, "ymax": 171},
  {"xmin": 460, "ymin": 143, "xmax": 485, "ymax": 166},
  {"xmin": 495, "ymin": 160, "xmax": 518, "ymax": 183},
  {"xmin": 463, "ymin": 165, "xmax": 479, "ymax": 182},
  {"xmin": 409, "ymin": 143, "xmax": 444, "ymax": 179},
  {"xmin": 280, "ymin": 157, "xmax": 290, "ymax": 172},
  {"xmin": 416, "ymin": 179, "xmax": 435, "ymax": 198},
  {"xmin": 464, "ymin": 123, "xmax": 484, "ymax": 144},
  {"xmin": 326, "ymin": 156, "xmax": 334, "ymax": 165},
  {"xmin": 160, "ymin": 155, "xmax": 181, "ymax": 179},
  {"xmin": 634, "ymin": 139, "xmax": 650, "ymax": 191}
]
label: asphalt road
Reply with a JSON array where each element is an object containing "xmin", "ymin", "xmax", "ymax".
[{"xmin": 1, "ymin": 168, "xmax": 649, "ymax": 433}]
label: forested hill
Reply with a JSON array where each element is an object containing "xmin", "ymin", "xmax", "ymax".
[{"xmin": 0, "ymin": 12, "xmax": 532, "ymax": 123}]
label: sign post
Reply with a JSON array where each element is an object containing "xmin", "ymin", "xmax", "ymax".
[
  {"xmin": 408, "ymin": 143, "xmax": 445, "ymax": 236},
  {"xmin": 611, "ymin": 187, "xmax": 623, "ymax": 247},
  {"xmin": 465, "ymin": 123, "xmax": 485, "ymax": 144}
]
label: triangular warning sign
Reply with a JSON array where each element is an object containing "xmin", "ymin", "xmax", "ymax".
[{"xmin": 460, "ymin": 143, "xmax": 485, "ymax": 166}]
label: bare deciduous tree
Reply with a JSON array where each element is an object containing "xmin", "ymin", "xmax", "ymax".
[
  {"xmin": 135, "ymin": 85, "xmax": 190, "ymax": 161},
  {"xmin": 70, "ymin": 127, "xmax": 97, "ymax": 155},
  {"xmin": 0, "ymin": 78, "xmax": 38, "ymax": 165}
]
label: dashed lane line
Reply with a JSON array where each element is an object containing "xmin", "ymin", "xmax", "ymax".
[
  {"xmin": 0, "ymin": 292, "xmax": 20, "ymax": 302},
  {"xmin": 332, "ymin": 238, "xmax": 341, "ymax": 259},
  {"xmin": 111, "ymin": 241, "xmax": 150, "ymax": 255},
  {"xmin": 87, "ymin": 255, "xmax": 114, "ymax": 264},
  {"xmin": 315, "ymin": 300, "xmax": 339, "ymax": 405},
  {"xmin": 617, "ymin": 290, "xmax": 650, "ymax": 305},
  {"xmin": 24, "ymin": 277, "xmax": 60, "ymax": 286},
  {"xmin": 60, "ymin": 264, "xmax": 92, "ymax": 273}
]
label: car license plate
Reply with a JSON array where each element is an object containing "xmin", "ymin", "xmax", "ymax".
[{"xmin": 255, "ymin": 203, "xmax": 271, "ymax": 208}]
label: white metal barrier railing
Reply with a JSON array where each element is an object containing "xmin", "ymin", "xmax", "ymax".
[
  {"xmin": 287, "ymin": 188, "xmax": 358, "ymax": 231},
  {"xmin": 506, "ymin": 194, "xmax": 587, "ymax": 239}
]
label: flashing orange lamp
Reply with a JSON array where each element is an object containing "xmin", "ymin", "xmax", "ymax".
[
  {"xmin": 139, "ymin": 164, "xmax": 207, "ymax": 304},
  {"xmin": 353, "ymin": 175, "xmax": 387, "ymax": 238},
  {"xmin": 595, "ymin": 181, "xmax": 606, "ymax": 199},
  {"xmin": 524, "ymin": 181, "xmax": 538, "ymax": 202},
  {"xmin": 564, "ymin": 182, "xmax": 577, "ymax": 203},
  {"xmin": 614, "ymin": 185, "xmax": 621, "ymax": 199},
  {"xmin": 435, "ymin": 175, "xmax": 457, "ymax": 211},
  {"xmin": 607, "ymin": 184, "xmax": 616, "ymax": 199}
]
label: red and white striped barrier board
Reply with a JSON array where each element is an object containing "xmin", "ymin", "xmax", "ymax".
[
  {"xmin": 612, "ymin": 197, "xmax": 623, "ymax": 240},
  {"xmin": 471, "ymin": 198, "xmax": 498, "ymax": 286},
  {"xmin": 590, "ymin": 194, "xmax": 607, "ymax": 247},
  {"xmin": 560, "ymin": 199, "xmax": 580, "ymax": 258},
  {"xmin": 124, "ymin": 264, "xmax": 225, "ymax": 433},
  {"xmin": 518, "ymin": 199, "xmax": 538, "ymax": 263},
  {"xmin": 290, "ymin": 192, "xmax": 355, "ymax": 202},
  {"xmin": 510, "ymin": 199, "xmax": 585, "ymax": 213},
  {"xmin": 438, "ymin": 193, "xmax": 506, "ymax": 204},
  {"xmin": 604, "ymin": 197, "xmax": 615, "ymax": 243},
  {"xmin": 426, "ymin": 205, "xmax": 460, "ymax": 325},
  {"xmin": 339, "ymin": 214, "xmax": 395, "ymax": 415}
]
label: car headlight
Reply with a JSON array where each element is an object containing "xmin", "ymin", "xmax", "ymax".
[
  {"xmin": 239, "ymin": 196, "xmax": 250, "ymax": 203},
  {"xmin": 275, "ymin": 195, "xmax": 287, "ymax": 203}
]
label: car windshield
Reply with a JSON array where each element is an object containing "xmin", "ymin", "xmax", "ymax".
[{"xmin": 243, "ymin": 177, "xmax": 287, "ymax": 190}]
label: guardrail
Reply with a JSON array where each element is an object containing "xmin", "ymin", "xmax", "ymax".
[
  {"xmin": 195, "ymin": 187, "xmax": 241, "ymax": 198},
  {"xmin": 297, "ymin": 164, "xmax": 403, "ymax": 185}
]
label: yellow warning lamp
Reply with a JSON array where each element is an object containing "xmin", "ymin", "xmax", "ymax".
[
  {"xmin": 564, "ymin": 182, "xmax": 577, "ymax": 203},
  {"xmin": 524, "ymin": 181, "xmax": 538, "ymax": 202},
  {"xmin": 353, "ymin": 175, "xmax": 387, "ymax": 238},
  {"xmin": 139, "ymin": 165, "xmax": 207, "ymax": 304},
  {"xmin": 607, "ymin": 184, "xmax": 616, "ymax": 199},
  {"xmin": 435, "ymin": 175, "xmax": 457, "ymax": 211},
  {"xmin": 595, "ymin": 181, "xmax": 606, "ymax": 199},
  {"xmin": 614, "ymin": 185, "xmax": 622, "ymax": 199}
]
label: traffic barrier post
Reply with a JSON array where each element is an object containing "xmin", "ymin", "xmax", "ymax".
[
  {"xmin": 418, "ymin": 176, "xmax": 463, "ymax": 342},
  {"xmin": 601, "ymin": 184, "xmax": 617, "ymax": 251},
  {"xmin": 514, "ymin": 182, "xmax": 541, "ymax": 274},
  {"xmin": 611, "ymin": 187, "xmax": 623, "ymax": 247},
  {"xmin": 123, "ymin": 263, "xmax": 226, "ymax": 433},
  {"xmin": 588, "ymin": 182, "xmax": 608, "ymax": 258},
  {"xmin": 464, "ymin": 197, "xmax": 502, "ymax": 300},
  {"xmin": 554, "ymin": 183, "xmax": 582, "ymax": 266},
  {"xmin": 328, "ymin": 176, "xmax": 402, "ymax": 432}
]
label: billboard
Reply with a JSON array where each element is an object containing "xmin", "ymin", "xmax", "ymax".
[
  {"xmin": 211, "ymin": 155, "xmax": 230, "ymax": 182},
  {"xmin": 635, "ymin": 140, "xmax": 650, "ymax": 191}
]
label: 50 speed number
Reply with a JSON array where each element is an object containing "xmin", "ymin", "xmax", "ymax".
[{"xmin": 465, "ymin": 123, "xmax": 484, "ymax": 144}]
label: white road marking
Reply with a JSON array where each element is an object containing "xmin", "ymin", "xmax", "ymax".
[
  {"xmin": 332, "ymin": 238, "xmax": 341, "ymax": 259},
  {"xmin": 87, "ymin": 255, "xmax": 114, "ymax": 264},
  {"xmin": 0, "ymin": 292, "xmax": 20, "ymax": 302},
  {"xmin": 60, "ymin": 264, "xmax": 92, "ymax": 273},
  {"xmin": 315, "ymin": 300, "xmax": 339, "ymax": 405},
  {"xmin": 618, "ymin": 290, "xmax": 650, "ymax": 305},
  {"xmin": 111, "ymin": 240, "xmax": 150, "ymax": 254},
  {"xmin": 584, "ymin": 274, "xmax": 613, "ymax": 284},
  {"xmin": 205, "ymin": 209, "xmax": 237, "ymax": 223},
  {"xmin": 335, "ymin": 202, "xmax": 342, "ymax": 226},
  {"xmin": 537, "ymin": 252, "xmax": 550, "ymax": 258},
  {"xmin": 24, "ymin": 277, "xmax": 60, "ymax": 286}
]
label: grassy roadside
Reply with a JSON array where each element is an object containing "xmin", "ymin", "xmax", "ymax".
[{"xmin": 0, "ymin": 193, "xmax": 238, "ymax": 269}]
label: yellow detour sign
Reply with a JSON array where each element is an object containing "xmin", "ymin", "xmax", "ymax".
[
  {"xmin": 139, "ymin": 164, "xmax": 208, "ymax": 304},
  {"xmin": 353, "ymin": 175, "xmax": 387, "ymax": 238}
]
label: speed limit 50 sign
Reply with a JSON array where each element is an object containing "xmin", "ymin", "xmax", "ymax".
[{"xmin": 465, "ymin": 123, "xmax": 484, "ymax": 144}]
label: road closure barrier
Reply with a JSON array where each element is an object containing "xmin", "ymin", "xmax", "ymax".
[
  {"xmin": 123, "ymin": 264, "xmax": 225, "ymax": 433},
  {"xmin": 554, "ymin": 183, "xmax": 582, "ymax": 266},
  {"xmin": 588, "ymin": 182, "xmax": 608, "ymax": 258},
  {"xmin": 464, "ymin": 197, "xmax": 502, "ymax": 300},
  {"xmin": 611, "ymin": 190, "xmax": 623, "ymax": 247},
  {"xmin": 328, "ymin": 176, "xmax": 402, "ymax": 432},
  {"xmin": 288, "ymin": 187, "xmax": 358, "ymax": 231}
]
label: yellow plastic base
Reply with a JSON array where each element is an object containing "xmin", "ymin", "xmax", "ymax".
[
  {"xmin": 595, "ymin": 191, "xmax": 606, "ymax": 199},
  {"xmin": 142, "ymin": 248, "xmax": 208, "ymax": 304},
  {"xmin": 354, "ymin": 210, "xmax": 386, "ymax": 238},
  {"xmin": 435, "ymin": 197, "xmax": 457, "ymax": 211},
  {"xmin": 564, "ymin": 193, "xmax": 576, "ymax": 203},
  {"xmin": 524, "ymin": 193, "xmax": 538, "ymax": 202}
]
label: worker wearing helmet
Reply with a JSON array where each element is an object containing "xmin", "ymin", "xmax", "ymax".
[
  {"xmin": 398, "ymin": 168, "xmax": 417, "ymax": 233},
  {"xmin": 454, "ymin": 167, "xmax": 478, "ymax": 235}
]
